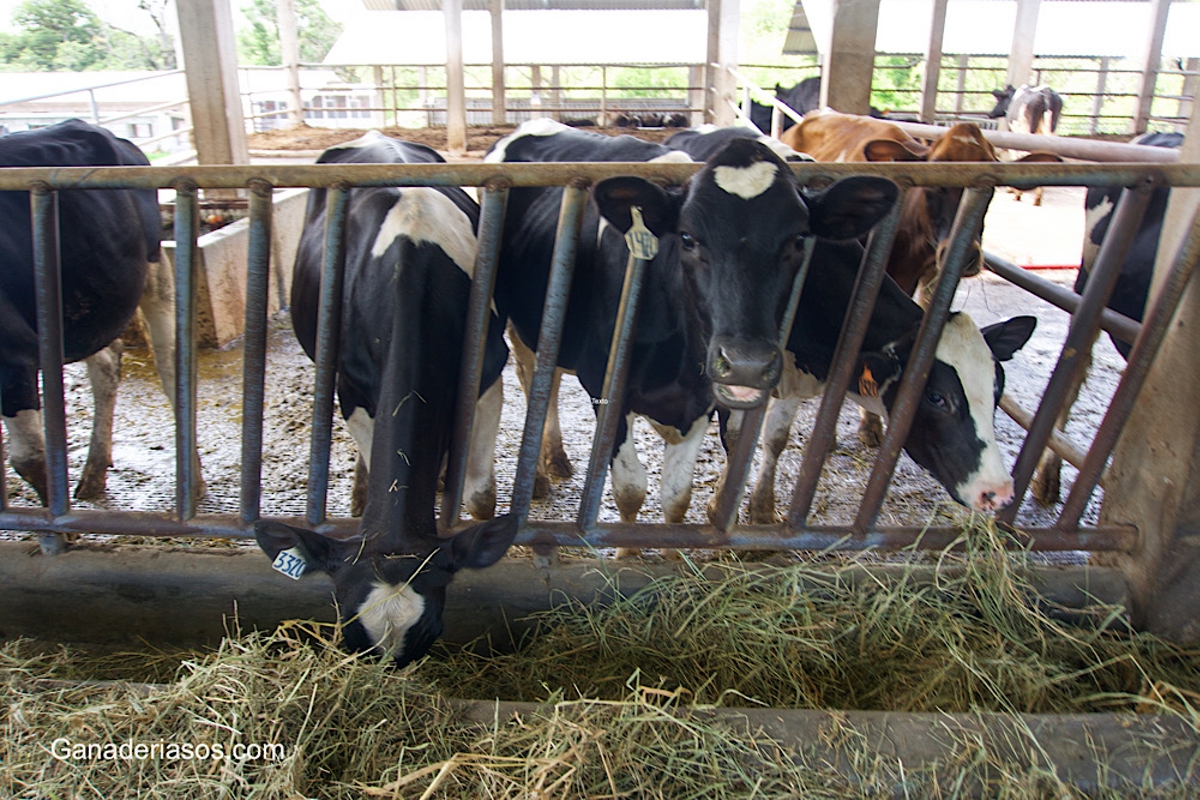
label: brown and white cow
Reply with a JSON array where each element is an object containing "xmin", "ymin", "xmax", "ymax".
[{"xmin": 780, "ymin": 109, "xmax": 1059, "ymax": 445}]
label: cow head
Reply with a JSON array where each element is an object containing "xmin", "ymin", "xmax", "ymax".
[
  {"xmin": 593, "ymin": 138, "xmax": 897, "ymax": 409},
  {"xmin": 255, "ymin": 514, "xmax": 518, "ymax": 667},
  {"xmin": 857, "ymin": 313, "xmax": 1036, "ymax": 512}
]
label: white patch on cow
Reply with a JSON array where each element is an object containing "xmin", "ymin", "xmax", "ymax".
[
  {"xmin": 483, "ymin": 118, "xmax": 569, "ymax": 163},
  {"xmin": 610, "ymin": 413, "xmax": 648, "ymax": 522},
  {"xmin": 693, "ymin": 124, "xmax": 720, "ymax": 134},
  {"xmin": 953, "ymin": 134, "xmax": 983, "ymax": 148},
  {"xmin": 464, "ymin": 379, "xmax": 502, "ymax": 519},
  {"xmin": 713, "ymin": 160, "xmax": 780, "ymax": 200},
  {"xmin": 758, "ymin": 136, "xmax": 813, "ymax": 163},
  {"xmin": 371, "ymin": 187, "xmax": 478, "ymax": 276},
  {"xmin": 4, "ymin": 410, "xmax": 44, "ymax": 465},
  {"xmin": 328, "ymin": 129, "xmax": 387, "ymax": 152},
  {"xmin": 346, "ymin": 407, "xmax": 375, "ymax": 470},
  {"xmin": 649, "ymin": 150, "xmax": 694, "ymax": 164},
  {"xmin": 357, "ymin": 580, "xmax": 426, "ymax": 657},
  {"xmin": 935, "ymin": 313, "xmax": 1013, "ymax": 510},
  {"xmin": 1082, "ymin": 194, "xmax": 1115, "ymax": 267},
  {"xmin": 648, "ymin": 413, "xmax": 710, "ymax": 523}
]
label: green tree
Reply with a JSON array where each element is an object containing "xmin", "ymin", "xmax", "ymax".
[
  {"xmin": 237, "ymin": 0, "xmax": 343, "ymax": 66},
  {"xmin": 7, "ymin": 0, "xmax": 105, "ymax": 70}
]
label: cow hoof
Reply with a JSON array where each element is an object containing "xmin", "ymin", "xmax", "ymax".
[
  {"xmin": 1031, "ymin": 469, "xmax": 1061, "ymax": 507},
  {"xmin": 532, "ymin": 471, "xmax": 551, "ymax": 499},
  {"xmin": 74, "ymin": 468, "xmax": 108, "ymax": 501},
  {"xmin": 545, "ymin": 451, "xmax": 573, "ymax": 479},
  {"xmin": 747, "ymin": 499, "xmax": 779, "ymax": 526},
  {"xmin": 615, "ymin": 547, "xmax": 642, "ymax": 559},
  {"xmin": 662, "ymin": 548, "xmax": 685, "ymax": 561},
  {"xmin": 464, "ymin": 487, "xmax": 497, "ymax": 521},
  {"xmin": 858, "ymin": 422, "xmax": 885, "ymax": 448}
]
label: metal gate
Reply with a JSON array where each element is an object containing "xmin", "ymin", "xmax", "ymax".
[{"xmin": 1, "ymin": 156, "xmax": 1198, "ymax": 561}]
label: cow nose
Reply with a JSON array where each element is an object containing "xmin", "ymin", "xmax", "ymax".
[
  {"xmin": 935, "ymin": 239, "xmax": 984, "ymax": 278},
  {"xmin": 974, "ymin": 483, "xmax": 1015, "ymax": 512},
  {"xmin": 707, "ymin": 338, "xmax": 782, "ymax": 409}
]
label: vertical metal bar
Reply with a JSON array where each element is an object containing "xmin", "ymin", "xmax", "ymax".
[
  {"xmin": 306, "ymin": 186, "xmax": 350, "ymax": 527},
  {"xmin": 510, "ymin": 184, "xmax": 586, "ymax": 523},
  {"xmin": 31, "ymin": 186, "xmax": 69, "ymax": 554},
  {"xmin": 1057, "ymin": 203, "xmax": 1200, "ymax": 530},
  {"xmin": 239, "ymin": 181, "xmax": 274, "ymax": 524},
  {"xmin": 172, "ymin": 185, "xmax": 200, "ymax": 521},
  {"xmin": 854, "ymin": 186, "xmax": 994, "ymax": 534},
  {"xmin": 577, "ymin": 250, "xmax": 649, "ymax": 530},
  {"xmin": 789, "ymin": 199, "xmax": 904, "ymax": 528},
  {"xmin": 998, "ymin": 185, "xmax": 1153, "ymax": 527},
  {"xmin": 440, "ymin": 182, "xmax": 508, "ymax": 528},
  {"xmin": 709, "ymin": 237, "xmax": 817, "ymax": 532}
]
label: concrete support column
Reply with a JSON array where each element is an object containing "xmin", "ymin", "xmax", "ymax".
[
  {"xmin": 821, "ymin": 0, "xmax": 880, "ymax": 115},
  {"xmin": 705, "ymin": 0, "xmax": 739, "ymax": 125},
  {"xmin": 277, "ymin": 0, "xmax": 303, "ymax": 127},
  {"xmin": 1101, "ymin": 101, "xmax": 1200, "ymax": 642},
  {"xmin": 176, "ymin": 0, "xmax": 248, "ymax": 165},
  {"xmin": 490, "ymin": 0, "xmax": 505, "ymax": 126},
  {"xmin": 1005, "ymin": 0, "xmax": 1041, "ymax": 94},
  {"xmin": 918, "ymin": 0, "xmax": 948, "ymax": 124},
  {"xmin": 444, "ymin": 0, "xmax": 467, "ymax": 154},
  {"xmin": 1134, "ymin": 0, "xmax": 1172, "ymax": 134}
]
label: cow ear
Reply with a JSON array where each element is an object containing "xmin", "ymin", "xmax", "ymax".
[
  {"xmin": 805, "ymin": 176, "xmax": 898, "ymax": 241},
  {"xmin": 593, "ymin": 177, "xmax": 681, "ymax": 237},
  {"xmin": 981, "ymin": 316, "xmax": 1037, "ymax": 361},
  {"xmin": 863, "ymin": 138, "xmax": 928, "ymax": 162},
  {"xmin": 856, "ymin": 352, "xmax": 902, "ymax": 398},
  {"xmin": 436, "ymin": 513, "xmax": 520, "ymax": 573},
  {"xmin": 255, "ymin": 521, "xmax": 347, "ymax": 575},
  {"xmin": 1016, "ymin": 151, "xmax": 1063, "ymax": 164}
]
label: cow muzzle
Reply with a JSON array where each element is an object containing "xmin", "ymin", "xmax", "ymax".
[
  {"xmin": 935, "ymin": 238, "xmax": 985, "ymax": 279},
  {"xmin": 707, "ymin": 337, "xmax": 782, "ymax": 409}
]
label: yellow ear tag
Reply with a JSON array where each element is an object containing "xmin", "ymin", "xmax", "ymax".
[
  {"xmin": 858, "ymin": 366, "xmax": 880, "ymax": 399},
  {"xmin": 625, "ymin": 205, "xmax": 659, "ymax": 261}
]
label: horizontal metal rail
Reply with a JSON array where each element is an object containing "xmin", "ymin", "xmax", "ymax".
[{"xmin": 0, "ymin": 157, "xmax": 1190, "ymax": 557}]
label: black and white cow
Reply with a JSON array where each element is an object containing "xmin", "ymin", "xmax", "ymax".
[
  {"xmin": 256, "ymin": 131, "xmax": 517, "ymax": 666},
  {"xmin": 665, "ymin": 125, "xmax": 813, "ymax": 163},
  {"xmin": 0, "ymin": 119, "xmax": 181, "ymax": 506},
  {"xmin": 1031, "ymin": 131, "xmax": 1183, "ymax": 505},
  {"xmin": 486, "ymin": 118, "xmax": 896, "ymax": 538},
  {"xmin": 740, "ymin": 242, "xmax": 1036, "ymax": 522},
  {"xmin": 989, "ymin": 84, "xmax": 1063, "ymax": 205}
]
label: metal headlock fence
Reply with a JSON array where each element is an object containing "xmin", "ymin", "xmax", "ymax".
[{"xmin": 1, "ymin": 157, "xmax": 1198, "ymax": 558}]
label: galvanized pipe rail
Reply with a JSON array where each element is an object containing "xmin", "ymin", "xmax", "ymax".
[{"xmin": 3, "ymin": 159, "xmax": 1195, "ymax": 556}]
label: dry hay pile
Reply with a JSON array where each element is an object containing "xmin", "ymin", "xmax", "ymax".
[{"xmin": 3, "ymin": 525, "xmax": 1199, "ymax": 798}]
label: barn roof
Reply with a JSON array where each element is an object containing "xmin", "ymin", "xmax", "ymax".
[{"xmin": 786, "ymin": 0, "xmax": 1200, "ymax": 59}]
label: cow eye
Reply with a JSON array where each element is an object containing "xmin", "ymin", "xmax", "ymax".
[
  {"xmin": 925, "ymin": 390, "xmax": 947, "ymax": 410},
  {"xmin": 680, "ymin": 232, "xmax": 697, "ymax": 251}
]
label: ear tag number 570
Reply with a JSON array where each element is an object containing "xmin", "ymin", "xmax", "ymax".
[{"xmin": 625, "ymin": 205, "xmax": 659, "ymax": 261}]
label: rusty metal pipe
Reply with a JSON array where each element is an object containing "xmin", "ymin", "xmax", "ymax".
[
  {"xmin": 997, "ymin": 185, "xmax": 1154, "ymax": 527},
  {"xmin": 855, "ymin": 186, "xmax": 995, "ymax": 533},
  {"xmin": 1058, "ymin": 204, "xmax": 1200, "ymax": 531},
  {"xmin": 172, "ymin": 185, "xmax": 200, "ymax": 522},
  {"xmin": 305, "ymin": 187, "xmax": 349, "ymax": 527},
  {"xmin": 239, "ymin": 182, "xmax": 274, "ymax": 523},
  {"xmin": 789, "ymin": 198, "xmax": 904, "ymax": 527}
]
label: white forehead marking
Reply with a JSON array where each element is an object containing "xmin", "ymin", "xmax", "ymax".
[
  {"xmin": 372, "ymin": 187, "xmax": 477, "ymax": 276},
  {"xmin": 713, "ymin": 160, "xmax": 779, "ymax": 200},
  {"xmin": 358, "ymin": 580, "xmax": 427, "ymax": 658}
]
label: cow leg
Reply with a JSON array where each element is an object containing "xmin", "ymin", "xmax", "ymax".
[
  {"xmin": 748, "ymin": 393, "xmax": 803, "ymax": 525},
  {"xmin": 4, "ymin": 409, "xmax": 47, "ymax": 505},
  {"xmin": 611, "ymin": 413, "xmax": 647, "ymax": 559},
  {"xmin": 463, "ymin": 378, "xmax": 503, "ymax": 520},
  {"xmin": 509, "ymin": 327, "xmax": 572, "ymax": 497},
  {"xmin": 858, "ymin": 408, "xmax": 886, "ymax": 447},
  {"xmin": 75, "ymin": 342, "xmax": 122, "ymax": 500},
  {"xmin": 350, "ymin": 453, "xmax": 369, "ymax": 516},
  {"xmin": 651, "ymin": 414, "xmax": 710, "ymax": 561},
  {"xmin": 138, "ymin": 261, "xmax": 207, "ymax": 501}
]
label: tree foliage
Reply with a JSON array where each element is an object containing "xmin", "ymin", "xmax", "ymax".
[
  {"xmin": 0, "ymin": 0, "xmax": 175, "ymax": 71},
  {"xmin": 237, "ymin": 0, "xmax": 342, "ymax": 66}
]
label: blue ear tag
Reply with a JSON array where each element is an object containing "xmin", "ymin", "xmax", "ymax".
[
  {"xmin": 625, "ymin": 206, "xmax": 659, "ymax": 261},
  {"xmin": 271, "ymin": 547, "xmax": 308, "ymax": 580}
]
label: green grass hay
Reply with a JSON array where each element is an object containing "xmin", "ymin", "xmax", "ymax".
[{"xmin": 3, "ymin": 526, "xmax": 1199, "ymax": 798}]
